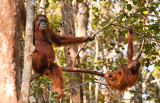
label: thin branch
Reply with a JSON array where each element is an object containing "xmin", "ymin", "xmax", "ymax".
[
  {"xmin": 111, "ymin": 23, "xmax": 142, "ymax": 35},
  {"xmin": 31, "ymin": 73, "xmax": 41, "ymax": 81},
  {"xmin": 136, "ymin": 39, "xmax": 145, "ymax": 60},
  {"xmin": 62, "ymin": 66, "xmax": 104, "ymax": 77},
  {"xmin": 111, "ymin": 23, "xmax": 128, "ymax": 29},
  {"xmin": 63, "ymin": 80, "xmax": 105, "ymax": 91},
  {"xmin": 72, "ymin": 14, "xmax": 124, "ymax": 68},
  {"xmin": 90, "ymin": 14, "xmax": 124, "ymax": 38},
  {"xmin": 63, "ymin": 81, "xmax": 90, "ymax": 91}
]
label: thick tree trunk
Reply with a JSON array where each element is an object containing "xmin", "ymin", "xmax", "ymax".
[
  {"xmin": 19, "ymin": 0, "xmax": 35, "ymax": 102},
  {"xmin": 0, "ymin": 0, "xmax": 20, "ymax": 102},
  {"xmin": 61, "ymin": 1, "xmax": 82, "ymax": 103}
]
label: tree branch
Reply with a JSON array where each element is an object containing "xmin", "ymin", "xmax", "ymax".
[
  {"xmin": 31, "ymin": 66, "xmax": 105, "ymax": 81},
  {"xmin": 111, "ymin": 23, "xmax": 142, "ymax": 36},
  {"xmin": 31, "ymin": 73, "xmax": 41, "ymax": 81},
  {"xmin": 72, "ymin": 13, "xmax": 124, "ymax": 68},
  {"xmin": 136, "ymin": 40, "xmax": 145, "ymax": 60},
  {"xmin": 62, "ymin": 67, "xmax": 104, "ymax": 77}
]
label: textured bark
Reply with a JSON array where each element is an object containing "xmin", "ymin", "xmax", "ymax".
[
  {"xmin": 61, "ymin": 1, "xmax": 82, "ymax": 103},
  {"xmin": 0, "ymin": 0, "xmax": 20, "ymax": 102},
  {"xmin": 19, "ymin": 0, "xmax": 35, "ymax": 102},
  {"xmin": 40, "ymin": 0, "xmax": 46, "ymax": 15},
  {"xmin": 74, "ymin": 1, "xmax": 88, "ymax": 103},
  {"xmin": 88, "ymin": 2, "xmax": 94, "ymax": 103},
  {"xmin": 15, "ymin": 0, "xmax": 24, "ymax": 99}
]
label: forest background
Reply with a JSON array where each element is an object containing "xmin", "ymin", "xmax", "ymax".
[{"xmin": 0, "ymin": 0, "xmax": 159, "ymax": 103}]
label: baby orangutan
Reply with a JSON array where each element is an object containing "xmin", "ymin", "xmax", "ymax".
[{"xmin": 105, "ymin": 29, "xmax": 141, "ymax": 91}]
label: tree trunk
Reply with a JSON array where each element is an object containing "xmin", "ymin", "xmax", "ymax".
[
  {"xmin": 40, "ymin": 0, "xmax": 46, "ymax": 15},
  {"xmin": 0, "ymin": 0, "xmax": 20, "ymax": 102},
  {"xmin": 61, "ymin": 1, "xmax": 82, "ymax": 103},
  {"xmin": 123, "ymin": 89, "xmax": 132, "ymax": 103},
  {"xmin": 88, "ymin": 2, "xmax": 93, "ymax": 103},
  {"xmin": 19, "ymin": 0, "xmax": 35, "ymax": 102},
  {"xmin": 74, "ymin": 1, "xmax": 89, "ymax": 103},
  {"xmin": 15, "ymin": 0, "xmax": 24, "ymax": 99}
]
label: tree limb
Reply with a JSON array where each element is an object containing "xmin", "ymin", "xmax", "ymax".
[
  {"xmin": 72, "ymin": 13, "xmax": 124, "ymax": 68},
  {"xmin": 62, "ymin": 67, "xmax": 104, "ymax": 77},
  {"xmin": 31, "ymin": 66, "xmax": 105, "ymax": 81}
]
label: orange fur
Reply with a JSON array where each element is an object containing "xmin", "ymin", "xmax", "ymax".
[
  {"xmin": 105, "ymin": 29, "xmax": 141, "ymax": 91},
  {"xmin": 29, "ymin": 14, "xmax": 93, "ymax": 99},
  {"xmin": 20, "ymin": 1, "xmax": 94, "ymax": 98}
]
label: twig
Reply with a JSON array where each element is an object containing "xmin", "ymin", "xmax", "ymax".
[
  {"xmin": 63, "ymin": 81, "xmax": 91, "ymax": 91},
  {"xmin": 136, "ymin": 40, "xmax": 145, "ymax": 60},
  {"xmin": 63, "ymin": 80, "xmax": 104, "ymax": 91},
  {"xmin": 111, "ymin": 23, "xmax": 142, "ymax": 36},
  {"xmin": 90, "ymin": 14, "xmax": 124, "ymax": 38},
  {"xmin": 31, "ymin": 73, "xmax": 41, "ymax": 81},
  {"xmin": 72, "ymin": 14, "xmax": 124, "ymax": 68},
  {"xmin": 111, "ymin": 23, "xmax": 128, "ymax": 29}
]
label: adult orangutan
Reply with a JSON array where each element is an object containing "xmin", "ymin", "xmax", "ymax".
[
  {"xmin": 33, "ymin": 15, "xmax": 94, "ymax": 99},
  {"xmin": 20, "ymin": 3, "xmax": 94, "ymax": 99}
]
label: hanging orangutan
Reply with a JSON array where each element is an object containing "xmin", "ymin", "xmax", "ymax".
[{"xmin": 104, "ymin": 29, "xmax": 141, "ymax": 91}]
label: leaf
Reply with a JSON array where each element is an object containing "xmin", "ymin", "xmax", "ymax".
[
  {"xmin": 45, "ymin": 0, "xmax": 49, "ymax": 8},
  {"xmin": 127, "ymin": 4, "xmax": 132, "ymax": 11},
  {"xmin": 155, "ymin": 36, "xmax": 160, "ymax": 40},
  {"xmin": 32, "ymin": 92, "xmax": 36, "ymax": 98},
  {"xmin": 133, "ymin": 1, "xmax": 137, "ymax": 5},
  {"xmin": 77, "ymin": 0, "xmax": 83, "ymax": 3},
  {"xmin": 143, "ymin": 11, "xmax": 149, "ymax": 14},
  {"xmin": 38, "ymin": 88, "xmax": 43, "ymax": 95},
  {"xmin": 121, "ymin": 1, "xmax": 128, "ymax": 6}
]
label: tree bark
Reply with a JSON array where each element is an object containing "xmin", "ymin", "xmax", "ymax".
[
  {"xmin": 15, "ymin": 0, "xmax": 24, "ymax": 99},
  {"xmin": 74, "ymin": 1, "xmax": 89, "ymax": 103},
  {"xmin": 40, "ymin": 0, "xmax": 46, "ymax": 15},
  {"xmin": 19, "ymin": 0, "xmax": 35, "ymax": 102},
  {"xmin": 61, "ymin": 1, "xmax": 82, "ymax": 103},
  {"xmin": 0, "ymin": 0, "xmax": 20, "ymax": 102}
]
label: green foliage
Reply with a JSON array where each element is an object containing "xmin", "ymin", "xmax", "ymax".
[
  {"xmin": 76, "ymin": 0, "xmax": 83, "ymax": 3},
  {"xmin": 29, "ymin": 0, "xmax": 160, "ymax": 102}
]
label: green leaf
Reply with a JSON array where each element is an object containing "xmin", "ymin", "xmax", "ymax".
[
  {"xmin": 38, "ymin": 88, "xmax": 43, "ymax": 95},
  {"xmin": 155, "ymin": 36, "xmax": 160, "ymax": 40},
  {"xmin": 121, "ymin": 1, "xmax": 128, "ymax": 6},
  {"xmin": 77, "ymin": 0, "xmax": 83, "ymax": 3},
  {"xmin": 143, "ymin": 11, "xmax": 149, "ymax": 14},
  {"xmin": 32, "ymin": 92, "xmax": 36, "ymax": 98},
  {"xmin": 127, "ymin": 4, "xmax": 132, "ymax": 11},
  {"xmin": 133, "ymin": 0, "xmax": 137, "ymax": 5},
  {"xmin": 45, "ymin": 2, "xmax": 49, "ymax": 8}
]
